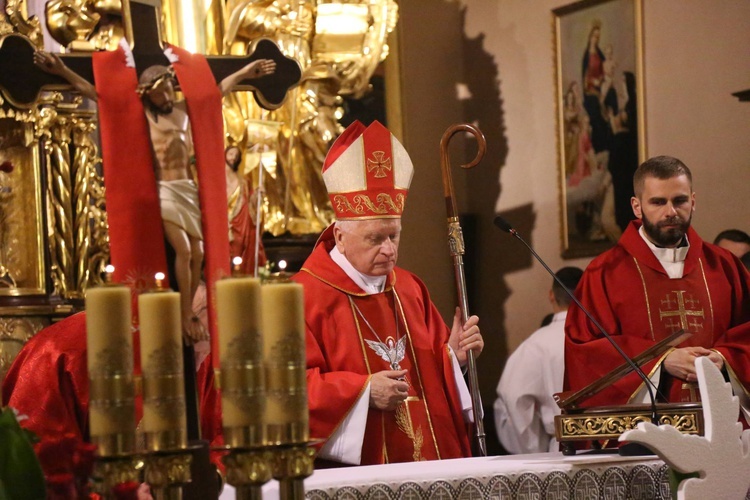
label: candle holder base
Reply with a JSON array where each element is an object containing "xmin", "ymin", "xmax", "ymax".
[
  {"xmin": 91, "ymin": 454, "xmax": 142, "ymax": 499},
  {"xmin": 223, "ymin": 447, "xmax": 274, "ymax": 500},
  {"xmin": 272, "ymin": 443, "xmax": 316, "ymax": 500},
  {"xmin": 144, "ymin": 449, "xmax": 193, "ymax": 500}
]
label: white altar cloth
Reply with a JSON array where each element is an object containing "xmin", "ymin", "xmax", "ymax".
[{"xmin": 220, "ymin": 452, "xmax": 671, "ymax": 499}]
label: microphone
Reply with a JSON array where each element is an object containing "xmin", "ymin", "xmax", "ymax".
[{"xmin": 493, "ymin": 215, "xmax": 661, "ymax": 427}]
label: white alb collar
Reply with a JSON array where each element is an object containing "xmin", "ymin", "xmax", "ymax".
[
  {"xmin": 638, "ymin": 225, "xmax": 690, "ymax": 263},
  {"xmin": 329, "ymin": 246, "xmax": 386, "ymax": 294}
]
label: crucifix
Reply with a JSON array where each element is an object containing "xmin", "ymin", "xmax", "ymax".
[
  {"xmin": 0, "ymin": 0, "xmax": 301, "ymax": 109},
  {"xmin": 1, "ymin": 1, "xmax": 300, "ymax": 497}
]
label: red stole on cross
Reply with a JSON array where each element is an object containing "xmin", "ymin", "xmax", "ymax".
[
  {"xmin": 168, "ymin": 45, "xmax": 231, "ymax": 365},
  {"xmin": 92, "ymin": 47, "xmax": 166, "ymax": 292},
  {"xmin": 92, "ymin": 45, "xmax": 230, "ymax": 367}
]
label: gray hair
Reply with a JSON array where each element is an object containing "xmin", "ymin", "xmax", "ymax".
[{"xmin": 335, "ymin": 220, "xmax": 358, "ymax": 233}]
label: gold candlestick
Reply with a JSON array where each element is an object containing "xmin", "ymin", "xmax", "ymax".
[
  {"xmin": 86, "ymin": 265, "xmax": 141, "ymax": 497},
  {"xmin": 85, "ymin": 271, "xmax": 136, "ymax": 457},
  {"xmin": 216, "ymin": 275, "xmax": 266, "ymax": 448},
  {"xmin": 138, "ymin": 275, "xmax": 187, "ymax": 452},
  {"xmin": 262, "ymin": 282, "xmax": 313, "ymax": 500},
  {"xmin": 223, "ymin": 448, "xmax": 273, "ymax": 500},
  {"xmin": 217, "ymin": 268, "xmax": 272, "ymax": 500},
  {"xmin": 261, "ymin": 282, "xmax": 308, "ymax": 446},
  {"xmin": 139, "ymin": 273, "xmax": 192, "ymax": 499}
]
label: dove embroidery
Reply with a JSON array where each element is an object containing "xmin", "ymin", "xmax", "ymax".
[{"xmin": 365, "ymin": 336, "xmax": 407, "ymax": 371}]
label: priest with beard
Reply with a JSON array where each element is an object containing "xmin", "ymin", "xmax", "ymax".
[{"xmin": 564, "ymin": 155, "xmax": 750, "ymax": 417}]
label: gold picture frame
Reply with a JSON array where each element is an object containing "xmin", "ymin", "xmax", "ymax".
[
  {"xmin": 553, "ymin": 0, "xmax": 646, "ymax": 258},
  {"xmin": 0, "ymin": 118, "xmax": 46, "ymax": 296}
]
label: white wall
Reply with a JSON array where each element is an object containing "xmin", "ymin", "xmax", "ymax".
[{"xmin": 459, "ymin": 0, "xmax": 750, "ymax": 356}]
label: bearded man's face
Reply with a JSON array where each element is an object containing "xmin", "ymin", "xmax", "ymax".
[{"xmin": 631, "ymin": 174, "xmax": 694, "ymax": 248}]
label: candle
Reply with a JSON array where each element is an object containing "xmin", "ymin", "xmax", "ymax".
[
  {"xmin": 138, "ymin": 287, "xmax": 187, "ymax": 451},
  {"xmin": 261, "ymin": 282, "xmax": 308, "ymax": 445},
  {"xmin": 216, "ymin": 276, "xmax": 265, "ymax": 447},
  {"xmin": 85, "ymin": 283, "xmax": 136, "ymax": 456}
]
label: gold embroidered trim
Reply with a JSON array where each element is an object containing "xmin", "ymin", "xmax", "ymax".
[
  {"xmin": 627, "ymin": 347, "xmax": 674, "ymax": 404},
  {"xmin": 332, "ymin": 193, "xmax": 405, "ymax": 216},
  {"xmin": 714, "ymin": 350, "xmax": 750, "ymax": 424},
  {"xmin": 349, "ymin": 297, "xmax": 386, "ymax": 462},
  {"xmin": 350, "ymin": 297, "xmax": 373, "ymax": 375},
  {"xmin": 698, "ymin": 259, "xmax": 715, "ymax": 333},
  {"xmin": 381, "ymin": 405, "xmax": 388, "ymax": 464},
  {"xmin": 393, "ymin": 289, "xmax": 440, "ymax": 460},
  {"xmin": 633, "ymin": 257, "xmax": 656, "ymax": 340},
  {"xmin": 395, "ymin": 401, "xmax": 424, "ymax": 461},
  {"xmin": 320, "ymin": 372, "xmax": 373, "ymax": 447},
  {"xmin": 334, "ymin": 215, "xmax": 402, "ymax": 221}
]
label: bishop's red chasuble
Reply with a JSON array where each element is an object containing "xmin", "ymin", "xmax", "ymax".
[
  {"xmin": 293, "ymin": 227, "xmax": 471, "ymax": 464},
  {"xmin": 565, "ymin": 221, "xmax": 750, "ymax": 407}
]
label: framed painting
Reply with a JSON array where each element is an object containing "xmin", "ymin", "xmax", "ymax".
[{"xmin": 553, "ymin": 0, "xmax": 646, "ymax": 258}]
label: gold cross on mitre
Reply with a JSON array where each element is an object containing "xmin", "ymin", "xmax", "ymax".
[{"xmin": 367, "ymin": 150, "xmax": 392, "ymax": 178}]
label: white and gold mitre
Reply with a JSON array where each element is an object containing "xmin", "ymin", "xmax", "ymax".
[{"xmin": 322, "ymin": 120, "xmax": 413, "ymax": 220}]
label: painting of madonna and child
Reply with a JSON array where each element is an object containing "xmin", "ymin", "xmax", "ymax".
[{"xmin": 554, "ymin": 0, "xmax": 645, "ymax": 258}]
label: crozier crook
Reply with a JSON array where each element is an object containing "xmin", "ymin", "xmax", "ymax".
[{"xmin": 439, "ymin": 123, "xmax": 487, "ymax": 456}]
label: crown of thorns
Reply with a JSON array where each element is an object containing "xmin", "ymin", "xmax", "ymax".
[{"xmin": 135, "ymin": 66, "xmax": 176, "ymax": 96}]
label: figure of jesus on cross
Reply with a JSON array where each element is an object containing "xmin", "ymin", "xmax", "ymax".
[{"xmin": 34, "ymin": 50, "xmax": 275, "ymax": 343}]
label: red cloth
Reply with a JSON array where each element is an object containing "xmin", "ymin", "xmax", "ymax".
[
  {"xmin": 564, "ymin": 221, "xmax": 750, "ymax": 407},
  {"xmin": 168, "ymin": 45, "xmax": 231, "ymax": 367},
  {"xmin": 92, "ymin": 45, "xmax": 231, "ymax": 367},
  {"xmin": 1, "ymin": 314, "xmax": 222, "ymax": 493},
  {"xmin": 292, "ymin": 226, "xmax": 471, "ymax": 464},
  {"xmin": 92, "ymin": 47, "xmax": 167, "ymax": 292}
]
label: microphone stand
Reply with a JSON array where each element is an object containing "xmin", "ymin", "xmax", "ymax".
[
  {"xmin": 439, "ymin": 124, "xmax": 487, "ymax": 456},
  {"xmin": 493, "ymin": 216, "xmax": 662, "ymax": 427}
]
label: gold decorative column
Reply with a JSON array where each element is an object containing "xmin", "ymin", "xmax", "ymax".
[{"xmin": 36, "ymin": 95, "xmax": 109, "ymax": 299}]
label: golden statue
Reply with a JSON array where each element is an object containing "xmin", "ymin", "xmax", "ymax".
[
  {"xmin": 45, "ymin": 0, "xmax": 125, "ymax": 51},
  {"xmin": 223, "ymin": 0, "xmax": 399, "ymax": 236},
  {"xmin": 42, "ymin": 0, "xmax": 398, "ymax": 236}
]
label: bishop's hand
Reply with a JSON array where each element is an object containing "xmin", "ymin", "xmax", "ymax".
[
  {"xmin": 369, "ymin": 369, "xmax": 409, "ymax": 411},
  {"xmin": 448, "ymin": 307, "xmax": 483, "ymax": 366}
]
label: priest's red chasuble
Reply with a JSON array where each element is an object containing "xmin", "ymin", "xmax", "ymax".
[
  {"xmin": 565, "ymin": 221, "xmax": 750, "ymax": 407},
  {"xmin": 293, "ymin": 226, "xmax": 471, "ymax": 464}
]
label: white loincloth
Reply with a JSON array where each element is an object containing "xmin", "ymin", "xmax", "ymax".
[{"xmin": 159, "ymin": 179, "xmax": 203, "ymax": 239}]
